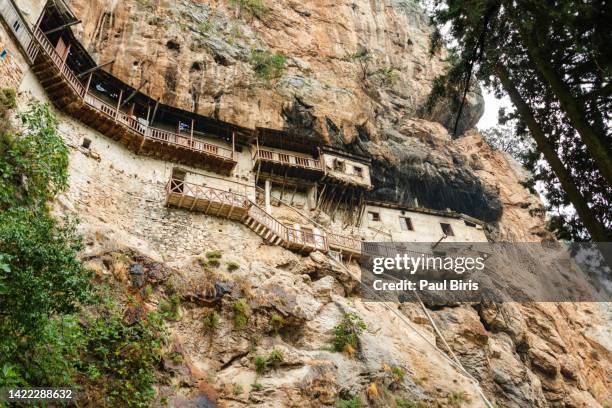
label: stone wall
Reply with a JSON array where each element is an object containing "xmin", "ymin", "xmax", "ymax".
[{"xmin": 0, "ymin": 23, "xmax": 27, "ymax": 89}]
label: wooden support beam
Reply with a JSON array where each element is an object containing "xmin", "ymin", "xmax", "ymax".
[
  {"xmin": 44, "ymin": 20, "xmax": 82, "ymax": 35},
  {"xmin": 121, "ymin": 79, "xmax": 149, "ymax": 107},
  {"xmin": 115, "ymin": 89, "xmax": 123, "ymax": 118},
  {"xmin": 83, "ymin": 72, "xmax": 93, "ymax": 98},
  {"xmin": 77, "ymin": 60, "xmax": 115, "ymax": 78},
  {"xmin": 150, "ymin": 99, "xmax": 160, "ymax": 124},
  {"xmin": 232, "ymin": 131, "xmax": 235, "ymax": 159},
  {"xmin": 190, "ymin": 118, "xmax": 194, "ymax": 146}
]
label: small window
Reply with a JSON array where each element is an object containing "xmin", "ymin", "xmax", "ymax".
[
  {"xmin": 399, "ymin": 217, "xmax": 413, "ymax": 231},
  {"xmin": 440, "ymin": 223, "xmax": 454, "ymax": 236},
  {"xmin": 353, "ymin": 165, "xmax": 363, "ymax": 178},
  {"xmin": 81, "ymin": 138, "xmax": 92, "ymax": 149},
  {"xmin": 13, "ymin": 21, "xmax": 20, "ymax": 32},
  {"xmin": 368, "ymin": 211, "xmax": 380, "ymax": 222},
  {"xmin": 333, "ymin": 159, "xmax": 346, "ymax": 172},
  {"xmin": 464, "ymin": 220, "xmax": 476, "ymax": 228}
]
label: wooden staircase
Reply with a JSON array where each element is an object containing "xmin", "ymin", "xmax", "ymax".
[{"xmin": 166, "ymin": 178, "xmax": 332, "ymax": 255}]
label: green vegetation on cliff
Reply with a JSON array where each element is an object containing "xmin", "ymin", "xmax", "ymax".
[{"xmin": 0, "ymin": 101, "xmax": 166, "ymax": 407}]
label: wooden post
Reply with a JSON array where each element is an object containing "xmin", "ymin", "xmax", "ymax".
[
  {"xmin": 190, "ymin": 118, "xmax": 194, "ymax": 146},
  {"xmin": 145, "ymin": 104, "xmax": 151, "ymax": 124},
  {"xmin": 116, "ymin": 89, "xmax": 123, "ymax": 118},
  {"xmin": 232, "ymin": 131, "xmax": 235, "ymax": 159},
  {"xmin": 84, "ymin": 72, "xmax": 93, "ymax": 99},
  {"xmin": 150, "ymin": 99, "xmax": 160, "ymax": 124},
  {"xmin": 61, "ymin": 43, "xmax": 71, "ymax": 69}
]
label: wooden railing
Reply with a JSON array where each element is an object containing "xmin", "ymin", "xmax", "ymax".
[
  {"xmin": 32, "ymin": 27, "xmax": 84, "ymax": 96},
  {"xmin": 287, "ymin": 227, "xmax": 327, "ymax": 250},
  {"xmin": 29, "ymin": 27, "xmax": 235, "ymax": 161},
  {"xmin": 327, "ymin": 233, "xmax": 362, "ymax": 253},
  {"xmin": 247, "ymin": 202, "xmax": 287, "ymax": 240},
  {"xmin": 253, "ymin": 148, "xmax": 323, "ymax": 171},
  {"xmin": 0, "ymin": 0, "xmax": 38, "ymax": 62},
  {"xmin": 166, "ymin": 178, "xmax": 249, "ymax": 208}
]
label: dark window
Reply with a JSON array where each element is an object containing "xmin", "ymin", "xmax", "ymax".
[
  {"xmin": 399, "ymin": 217, "xmax": 413, "ymax": 231},
  {"xmin": 353, "ymin": 165, "xmax": 363, "ymax": 177},
  {"xmin": 13, "ymin": 21, "xmax": 20, "ymax": 32},
  {"xmin": 333, "ymin": 159, "xmax": 346, "ymax": 172},
  {"xmin": 440, "ymin": 223, "xmax": 454, "ymax": 236},
  {"xmin": 81, "ymin": 138, "xmax": 91, "ymax": 149},
  {"xmin": 368, "ymin": 211, "xmax": 380, "ymax": 222},
  {"xmin": 464, "ymin": 220, "xmax": 476, "ymax": 227}
]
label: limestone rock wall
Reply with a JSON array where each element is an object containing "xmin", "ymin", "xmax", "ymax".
[{"xmin": 62, "ymin": 0, "xmax": 496, "ymax": 219}]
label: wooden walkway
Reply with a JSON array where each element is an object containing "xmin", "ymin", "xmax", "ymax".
[
  {"xmin": 165, "ymin": 178, "xmax": 362, "ymax": 257},
  {"xmin": 28, "ymin": 28, "xmax": 237, "ymax": 175}
]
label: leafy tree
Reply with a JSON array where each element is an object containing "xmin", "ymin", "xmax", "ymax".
[
  {"xmin": 0, "ymin": 102, "xmax": 92, "ymax": 386},
  {"xmin": 425, "ymin": 0, "xmax": 611, "ymax": 241}
]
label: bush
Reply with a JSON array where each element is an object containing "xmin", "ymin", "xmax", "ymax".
[
  {"xmin": 254, "ymin": 356, "xmax": 267, "ymax": 374},
  {"xmin": 159, "ymin": 294, "xmax": 181, "ymax": 320},
  {"xmin": 229, "ymin": 0, "xmax": 268, "ymax": 19},
  {"xmin": 391, "ymin": 366, "xmax": 405, "ymax": 381},
  {"xmin": 269, "ymin": 313, "xmax": 285, "ymax": 333},
  {"xmin": 0, "ymin": 102, "xmax": 92, "ymax": 388},
  {"xmin": 336, "ymin": 396, "xmax": 362, "ymax": 408},
  {"xmin": 250, "ymin": 50, "xmax": 286, "ymax": 80},
  {"xmin": 226, "ymin": 261, "xmax": 240, "ymax": 271},
  {"xmin": 267, "ymin": 349, "xmax": 284, "ymax": 368},
  {"xmin": 333, "ymin": 313, "xmax": 366, "ymax": 352},
  {"xmin": 203, "ymin": 310, "xmax": 220, "ymax": 331},
  {"xmin": 0, "ymin": 88, "xmax": 16, "ymax": 110},
  {"xmin": 233, "ymin": 299, "xmax": 248, "ymax": 329},
  {"xmin": 206, "ymin": 250, "xmax": 223, "ymax": 259},
  {"xmin": 447, "ymin": 390, "xmax": 469, "ymax": 407},
  {"xmin": 80, "ymin": 302, "xmax": 166, "ymax": 407},
  {"xmin": 252, "ymin": 382, "xmax": 263, "ymax": 391}
]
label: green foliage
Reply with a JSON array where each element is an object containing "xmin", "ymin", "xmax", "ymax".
[
  {"xmin": 208, "ymin": 258, "xmax": 221, "ymax": 267},
  {"xmin": 0, "ymin": 88, "xmax": 16, "ymax": 112},
  {"xmin": 229, "ymin": 0, "xmax": 269, "ymax": 19},
  {"xmin": 1, "ymin": 102, "xmax": 69, "ymax": 208},
  {"xmin": 0, "ymin": 102, "xmax": 93, "ymax": 388},
  {"xmin": 347, "ymin": 46, "xmax": 370, "ymax": 61},
  {"xmin": 333, "ymin": 312, "xmax": 366, "ymax": 352},
  {"xmin": 254, "ymin": 356, "xmax": 268, "ymax": 374},
  {"xmin": 250, "ymin": 50, "xmax": 287, "ymax": 80},
  {"xmin": 203, "ymin": 310, "xmax": 220, "ymax": 331},
  {"xmin": 447, "ymin": 390, "xmax": 469, "ymax": 407},
  {"xmin": 226, "ymin": 261, "xmax": 240, "ymax": 271},
  {"xmin": 267, "ymin": 349, "xmax": 284, "ymax": 368},
  {"xmin": 206, "ymin": 250, "xmax": 223, "ymax": 259},
  {"xmin": 336, "ymin": 396, "xmax": 362, "ymax": 408},
  {"xmin": 378, "ymin": 67, "xmax": 399, "ymax": 84},
  {"xmin": 232, "ymin": 383, "xmax": 244, "ymax": 396},
  {"xmin": 233, "ymin": 299, "xmax": 249, "ymax": 329},
  {"xmin": 253, "ymin": 349, "xmax": 283, "ymax": 374},
  {"xmin": 391, "ymin": 366, "xmax": 406, "ymax": 381},
  {"xmin": 396, "ymin": 399, "xmax": 429, "ymax": 408},
  {"xmin": 252, "ymin": 382, "xmax": 263, "ymax": 391},
  {"xmin": 159, "ymin": 294, "xmax": 181, "ymax": 320},
  {"xmin": 80, "ymin": 300, "xmax": 166, "ymax": 407},
  {"xmin": 269, "ymin": 312, "xmax": 285, "ymax": 333}
]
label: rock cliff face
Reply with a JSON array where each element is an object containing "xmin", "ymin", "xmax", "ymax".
[
  {"xmin": 21, "ymin": 0, "xmax": 608, "ymax": 406},
  {"xmin": 66, "ymin": 0, "xmax": 496, "ymax": 220}
]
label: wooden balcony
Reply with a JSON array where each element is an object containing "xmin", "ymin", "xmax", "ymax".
[
  {"xmin": 165, "ymin": 179, "xmax": 249, "ymax": 220},
  {"xmin": 253, "ymin": 148, "xmax": 324, "ymax": 180},
  {"xmin": 327, "ymin": 233, "xmax": 364, "ymax": 258},
  {"xmin": 28, "ymin": 27, "xmax": 237, "ymax": 174}
]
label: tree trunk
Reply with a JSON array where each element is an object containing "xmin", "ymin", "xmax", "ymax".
[
  {"xmin": 495, "ymin": 63, "xmax": 609, "ymax": 241},
  {"xmin": 515, "ymin": 18, "xmax": 612, "ymax": 186}
]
